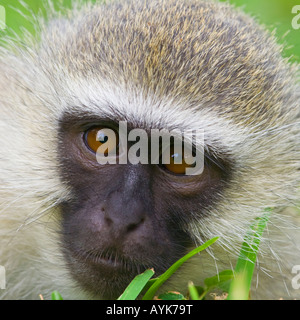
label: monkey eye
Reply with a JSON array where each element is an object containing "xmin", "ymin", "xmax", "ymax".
[
  {"xmin": 84, "ymin": 127, "xmax": 119, "ymax": 155},
  {"xmin": 161, "ymin": 144, "xmax": 196, "ymax": 175}
]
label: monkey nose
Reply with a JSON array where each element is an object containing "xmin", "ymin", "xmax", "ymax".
[{"xmin": 100, "ymin": 194, "xmax": 147, "ymax": 238}]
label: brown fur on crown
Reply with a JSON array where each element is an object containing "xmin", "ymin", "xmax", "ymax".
[{"xmin": 40, "ymin": 0, "xmax": 299, "ymax": 129}]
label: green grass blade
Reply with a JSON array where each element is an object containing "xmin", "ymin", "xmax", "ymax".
[
  {"xmin": 188, "ymin": 281, "xmax": 200, "ymax": 300},
  {"xmin": 117, "ymin": 268, "xmax": 155, "ymax": 300},
  {"xmin": 157, "ymin": 291, "xmax": 185, "ymax": 300},
  {"xmin": 227, "ymin": 208, "xmax": 271, "ymax": 300},
  {"xmin": 51, "ymin": 291, "xmax": 63, "ymax": 300},
  {"xmin": 142, "ymin": 236, "xmax": 219, "ymax": 300}
]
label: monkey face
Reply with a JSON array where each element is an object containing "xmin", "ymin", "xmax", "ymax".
[{"xmin": 58, "ymin": 117, "xmax": 227, "ymax": 299}]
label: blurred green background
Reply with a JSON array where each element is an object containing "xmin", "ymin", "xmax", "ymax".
[{"xmin": 0, "ymin": 0, "xmax": 299, "ymax": 62}]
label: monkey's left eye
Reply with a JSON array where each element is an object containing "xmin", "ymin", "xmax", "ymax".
[
  {"xmin": 84, "ymin": 127, "xmax": 119, "ymax": 155},
  {"xmin": 162, "ymin": 145, "xmax": 195, "ymax": 175}
]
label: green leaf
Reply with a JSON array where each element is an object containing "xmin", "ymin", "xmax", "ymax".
[
  {"xmin": 157, "ymin": 291, "xmax": 185, "ymax": 300},
  {"xmin": 51, "ymin": 291, "xmax": 63, "ymax": 300},
  {"xmin": 117, "ymin": 268, "xmax": 155, "ymax": 300},
  {"xmin": 188, "ymin": 282, "xmax": 200, "ymax": 300},
  {"xmin": 141, "ymin": 277, "xmax": 159, "ymax": 293},
  {"xmin": 227, "ymin": 208, "xmax": 271, "ymax": 300},
  {"xmin": 204, "ymin": 269, "xmax": 234, "ymax": 292},
  {"xmin": 142, "ymin": 236, "xmax": 219, "ymax": 300}
]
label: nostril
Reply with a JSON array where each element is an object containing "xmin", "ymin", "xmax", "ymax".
[
  {"xmin": 126, "ymin": 223, "xmax": 138, "ymax": 233},
  {"xmin": 126, "ymin": 217, "xmax": 145, "ymax": 233},
  {"xmin": 101, "ymin": 206, "xmax": 113, "ymax": 225},
  {"xmin": 104, "ymin": 216, "xmax": 113, "ymax": 227}
]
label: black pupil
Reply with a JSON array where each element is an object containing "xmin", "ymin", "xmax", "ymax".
[{"xmin": 98, "ymin": 132, "xmax": 108, "ymax": 143}]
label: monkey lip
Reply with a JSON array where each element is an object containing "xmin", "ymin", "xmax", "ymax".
[
  {"xmin": 76, "ymin": 248, "xmax": 143, "ymax": 272},
  {"xmin": 67, "ymin": 247, "xmax": 150, "ymax": 299}
]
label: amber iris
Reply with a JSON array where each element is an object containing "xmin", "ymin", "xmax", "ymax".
[
  {"xmin": 85, "ymin": 127, "xmax": 118, "ymax": 155},
  {"xmin": 163, "ymin": 145, "xmax": 195, "ymax": 174}
]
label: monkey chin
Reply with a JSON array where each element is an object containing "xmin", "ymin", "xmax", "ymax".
[
  {"xmin": 66, "ymin": 252, "xmax": 143, "ymax": 299},
  {"xmin": 63, "ymin": 241, "xmax": 189, "ymax": 300}
]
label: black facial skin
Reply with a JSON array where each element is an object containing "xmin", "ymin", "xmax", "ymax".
[{"xmin": 58, "ymin": 114, "xmax": 229, "ymax": 299}]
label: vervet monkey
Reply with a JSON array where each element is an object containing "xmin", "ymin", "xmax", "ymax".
[{"xmin": 0, "ymin": 0, "xmax": 300, "ymax": 300}]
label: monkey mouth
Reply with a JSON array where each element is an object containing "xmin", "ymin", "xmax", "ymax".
[
  {"xmin": 66, "ymin": 246, "xmax": 156, "ymax": 299},
  {"xmin": 72, "ymin": 247, "xmax": 151, "ymax": 275},
  {"xmin": 85, "ymin": 249, "xmax": 133, "ymax": 269}
]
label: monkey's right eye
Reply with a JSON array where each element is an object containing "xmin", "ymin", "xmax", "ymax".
[{"xmin": 84, "ymin": 127, "xmax": 119, "ymax": 155}]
